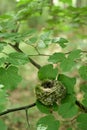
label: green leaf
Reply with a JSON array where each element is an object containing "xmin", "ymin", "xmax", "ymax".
[
  {"xmin": 58, "ymin": 74, "xmax": 76, "ymax": 94},
  {"xmin": 68, "ymin": 49, "xmax": 81, "ymax": 60},
  {"xmin": 0, "ymin": 14, "xmax": 12, "ymax": 19},
  {"xmin": 61, "ymin": 94, "xmax": 76, "ymax": 104},
  {"xmin": 79, "ymin": 66, "xmax": 87, "ymax": 80},
  {"xmin": 40, "ymin": 31, "xmax": 52, "ymax": 41},
  {"xmin": 0, "ymin": 89, "xmax": 8, "ymax": 112},
  {"xmin": 77, "ymin": 113, "xmax": 87, "ymax": 130},
  {"xmin": 38, "ymin": 64, "xmax": 58, "ymax": 80},
  {"xmin": 0, "ymin": 66, "xmax": 22, "ymax": 90},
  {"xmin": 0, "ymin": 120, "xmax": 7, "ymax": 130},
  {"xmin": 39, "ymin": 31, "xmax": 52, "ymax": 48},
  {"xmin": 0, "ymin": 57, "xmax": 5, "ymax": 66},
  {"xmin": 36, "ymin": 100, "xmax": 51, "ymax": 114},
  {"xmin": 0, "ymin": 42, "xmax": 7, "ymax": 52},
  {"xmin": 37, "ymin": 115, "xmax": 60, "ymax": 130},
  {"xmin": 82, "ymin": 94, "xmax": 87, "ymax": 107},
  {"xmin": 29, "ymin": 37, "xmax": 38, "ymax": 44},
  {"xmin": 80, "ymin": 84, "xmax": 87, "ymax": 93},
  {"xmin": 36, "ymin": 101, "xmax": 58, "ymax": 114},
  {"xmin": 48, "ymin": 52, "xmax": 65, "ymax": 63},
  {"xmin": 60, "ymin": 58, "xmax": 75, "ymax": 72},
  {"xmin": 58, "ymin": 102, "xmax": 78, "ymax": 118},
  {"xmin": 6, "ymin": 52, "xmax": 29, "ymax": 66},
  {"xmin": 52, "ymin": 103, "xmax": 59, "ymax": 111},
  {"xmin": 53, "ymin": 37, "xmax": 68, "ymax": 48}
]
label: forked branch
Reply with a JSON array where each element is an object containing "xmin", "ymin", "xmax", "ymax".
[{"xmin": 0, "ymin": 103, "xmax": 36, "ymax": 116}]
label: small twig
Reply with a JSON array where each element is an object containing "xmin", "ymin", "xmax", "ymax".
[
  {"xmin": 64, "ymin": 50, "xmax": 87, "ymax": 55},
  {"xmin": 28, "ymin": 54, "xmax": 50, "ymax": 57},
  {"xmin": 0, "ymin": 103, "xmax": 36, "ymax": 116},
  {"xmin": 34, "ymin": 47, "xmax": 41, "ymax": 55},
  {"xmin": 4, "ymin": 63, "xmax": 11, "ymax": 68},
  {"xmin": 25, "ymin": 109, "xmax": 30, "ymax": 130}
]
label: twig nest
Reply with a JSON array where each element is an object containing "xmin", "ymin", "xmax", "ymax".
[{"xmin": 35, "ymin": 80, "xmax": 66, "ymax": 106}]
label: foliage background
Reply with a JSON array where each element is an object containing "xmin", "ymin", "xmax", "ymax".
[{"xmin": 0, "ymin": 0, "xmax": 87, "ymax": 130}]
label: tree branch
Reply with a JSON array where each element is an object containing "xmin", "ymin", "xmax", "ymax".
[
  {"xmin": 75, "ymin": 100, "xmax": 87, "ymax": 113},
  {"xmin": 29, "ymin": 57, "xmax": 41, "ymax": 69},
  {"xmin": 0, "ymin": 100, "xmax": 87, "ymax": 116},
  {"xmin": 0, "ymin": 103, "xmax": 36, "ymax": 116},
  {"xmin": 9, "ymin": 43, "xmax": 41, "ymax": 69}
]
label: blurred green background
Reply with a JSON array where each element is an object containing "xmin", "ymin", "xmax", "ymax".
[{"xmin": 0, "ymin": 0, "xmax": 87, "ymax": 130}]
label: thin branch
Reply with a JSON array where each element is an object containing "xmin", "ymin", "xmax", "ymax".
[
  {"xmin": 28, "ymin": 54, "xmax": 50, "ymax": 57},
  {"xmin": 8, "ymin": 43, "xmax": 41, "ymax": 69},
  {"xmin": 4, "ymin": 63, "xmax": 11, "ymax": 68},
  {"xmin": 9, "ymin": 43, "xmax": 23, "ymax": 53},
  {"xmin": 0, "ymin": 99, "xmax": 87, "ymax": 117},
  {"xmin": 34, "ymin": 46, "xmax": 41, "ymax": 55},
  {"xmin": 25, "ymin": 109, "xmax": 30, "ymax": 129},
  {"xmin": 64, "ymin": 50, "xmax": 87, "ymax": 55},
  {"xmin": 75, "ymin": 100, "xmax": 87, "ymax": 113},
  {"xmin": 29, "ymin": 57, "xmax": 41, "ymax": 69},
  {"xmin": 0, "ymin": 103, "xmax": 36, "ymax": 116}
]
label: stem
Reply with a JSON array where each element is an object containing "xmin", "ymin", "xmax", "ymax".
[{"xmin": 25, "ymin": 109, "xmax": 30, "ymax": 129}]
